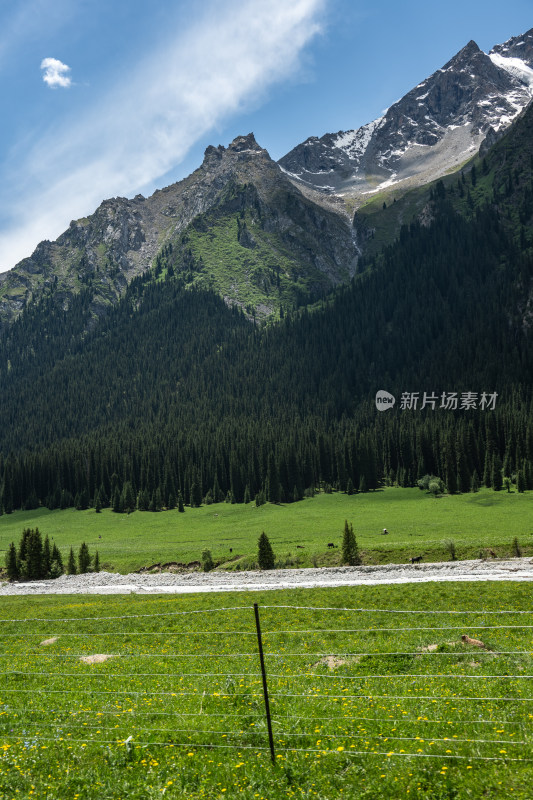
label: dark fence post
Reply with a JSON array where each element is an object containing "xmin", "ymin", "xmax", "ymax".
[{"xmin": 253, "ymin": 602, "xmax": 275, "ymax": 763}]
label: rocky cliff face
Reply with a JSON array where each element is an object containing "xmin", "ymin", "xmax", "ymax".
[
  {"xmin": 278, "ymin": 29, "xmax": 533, "ymax": 204},
  {"xmin": 0, "ymin": 134, "xmax": 358, "ymax": 328}
]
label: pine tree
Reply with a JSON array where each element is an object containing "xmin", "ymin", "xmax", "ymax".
[
  {"xmin": 137, "ymin": 488, "xmax": 150, "ymax": 511},
  {"xmin": 258, "ymin": 532, "xmax": 275, "ymax": 570},
  {"xmin": 5, "ymin": 542, "xmax": 19, "ymax": 582},
  {"xmin": 342, "ymin": 520, "xmax": 361, "ymax": 566},
  {"xmin": 517, "ymin": 469, "xmax": 526, "ymax": 493},
  {"xmin": 67, "ymin": 547, "xmax": 77, "ymax": 575},
  {"xmin": 93, "ymin": 550, "xmax": 100, "ymax": 572},
  {"xmin": 112, "ymin": 487, "xmax": 123, "ymax": 513},
  {"xmin": 121, "ymin": 481, "xmax": 136, "ymax": 513},
  {"xmin": 51, "ymin": 543, "xmax": 64, "ymax": 577},
  {"xmin": 492, "ymin": 454, "xmax": 503, "ymax": 491},
  {"xmin": 78, "ymin": 542, "xmax": 91, "ymax": 574},
  {"xmin": 42, "ymin": 535, "xmax": 52, "ymax": 578},
  {"xmin": 483, "ymin": 451, "xmax": 492, "ymax": 488},
  {"xmin": 201, "ymin": 548, "xmax": 214, "ymax": 572},
  {"xmin": 178, "ymin": 491, "xmax": 185, "ymax": 512},
  {"xmin": 94, "ymin": 490, "xmax": 102, "ymax": 513},
  {"xmin": 267, "ymin": 454, "xmax": 281, "ymax": 504},
  {"xmin": 27, "ymin": 528, "xmax": 43, "ymax": 580}
]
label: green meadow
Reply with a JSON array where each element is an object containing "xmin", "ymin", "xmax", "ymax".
[
  {"xmin": 1, "ymin": 582, "xmax": 533, "ymax": 799},
  {"xmin": 1, "ymin": 488, "xmax": 532, "ymax": 574}
]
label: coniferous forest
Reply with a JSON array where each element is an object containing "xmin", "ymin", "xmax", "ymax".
[{"xmin": 0, "ymin": 102, "xmax": 533, "ymax": 514}]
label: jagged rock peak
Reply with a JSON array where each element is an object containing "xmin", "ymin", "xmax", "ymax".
[
  {"xmin": 439, "ymin": 39, "xmax": 487, "ymax": 71},
  {"xmin": 203, "ymin": 133, "xmax": 265, "ymax": 165},
  {"xmin": 491, "ymin": 27, "xmax": 533, "ymax": 61},
  {"xmin": 229, "ymin": 133, "xmax": 263, "ymax": 152},
  {"xmin": 203, "ymin": 143, "xmax": 225, "ymax": 162}
]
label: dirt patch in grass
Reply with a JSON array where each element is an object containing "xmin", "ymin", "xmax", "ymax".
[
  {"xmin": 417, "ymin": 641, "xmax": 458, "ymax": 653},
  {"xmin": 40, "ymin": 637, "xmax": 59, "ymax": 646},
  {"xmin": 312, "ymin": 655, "xmax": 362, "ymax": 670},
  {"xmin": 79, "ymin": 654, "xmax": 115, "ymax": 664}
]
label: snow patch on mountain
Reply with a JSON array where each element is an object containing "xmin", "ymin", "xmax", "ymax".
[
  {"xmin": 489, "ymin": 53, "xmax": 533, "ymax": 88},
  {"xmin": 333, "ymin": 117, "xmax": 384, "ymax": 160}
]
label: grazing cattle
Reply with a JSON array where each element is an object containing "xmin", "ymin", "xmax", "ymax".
[
  {"xmin": 489, "ymin": 549, "xmax": 497, "ymax": 558},
  {"xmin": 327, "ymin": 542, "xmax": 336, "ymax": 548},
  {"xmin": 410, "ymin": 555, "xmax": 423, "ymax": 564},
  {"xmin": 296, "ymin": 545, "xmax": 305, "ymax": 549},
  {"xmin": 382, "ymin": 528, "xmax": 389, "ymax": 535},
  {"xmin": 229, "ymin": 547, "xmax": 233, "ymax": 553}
]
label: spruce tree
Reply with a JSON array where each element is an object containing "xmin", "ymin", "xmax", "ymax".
[
  {"xmin": 42, "ymin": 535, "xmax": 52, "ymax": 578},
  {"xmin": 5, "ymin": 542, "xmax": 19, "ymax": 582},
  {"xmin": 78, "ymin": 542, "xmax": 91, "ymax": 574},
  {"xmin": 137, "ymin": 488, "xmax": 150, "ymax": 511},
  {"xmin": 27, "ymin": 528, "xmax": 43, "ymax": 580},
  {"xmin": 201, "ymin": 548, "xmax": 214, "ymax": 572},
  {"xmin": 93, "ymin": 550, "xmax": 100, "ymax": 572},
  {"xmin": 342, "ymin": 520, "xmax": 361, "ymax": 566},
  {"xmin": 67, "ymin": 547, "xmax": 77, "ymax": 575},
  {"xmin": 258, "ymin": 532, "xmax": 275, "ymax": 570},
  {"xmin": 51, "ymin": 543, "xmax": 63, "ymax": 571},
  {"xmin": 178, "ymin": 492, "xmax": 185, "ymax": 512},
  {"xmin": 492, "ymin": 454, "xmax": 503, "ymax": 491},
  {"xmin": 267, "ymin": 453, "xmax": 281, "ymax": 504},
  {"xmin": 112, "ymin": 487, "xmax": 123, "ymax": 513},
  {"xmin": 121, "ymin": 481, "xmax": 135, "ymax": 513}
]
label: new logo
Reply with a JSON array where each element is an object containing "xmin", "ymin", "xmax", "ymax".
[{"xmin": 375, "ymin": 390, "xmax": 396, "ymax": 411}]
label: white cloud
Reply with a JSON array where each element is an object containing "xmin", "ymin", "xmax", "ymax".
[
  {"xmin": 0, "ymin": 0, "xmax": 325, "ymax": 271},
  {"xmin": 40, "ymin": 56, "xmax": 72, "ymax": 88}
]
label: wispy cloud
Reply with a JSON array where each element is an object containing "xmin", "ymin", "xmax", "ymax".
[
  {"xmin": 41, "ymin": 57, "xmax": 72, "ymax": 88},
  {"xmin": 0, "ymin": 0, "xmax": 325, "ymax": 271}
]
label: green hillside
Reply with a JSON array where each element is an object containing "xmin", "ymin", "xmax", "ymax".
[{"xmin": 1, "ymin": 488, "xmax": 532, "ymax": 574}]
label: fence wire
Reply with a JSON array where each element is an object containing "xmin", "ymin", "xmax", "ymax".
[{"xmin": 1, "ymin": 601, "xmax": 532, "ymax": 765}]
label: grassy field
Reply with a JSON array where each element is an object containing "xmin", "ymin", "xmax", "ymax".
[
  {"xmin": 1, "ymin": 582, "xmax": 533, "ymax": 799},
  {"xmin": 1, "ymin": 488, "xmax": 532, "ymax": 574}
]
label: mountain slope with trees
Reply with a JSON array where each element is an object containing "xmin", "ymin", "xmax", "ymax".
[{"xmin": 1, "ymin": 86, "xmax": 533, "ymax": 515}]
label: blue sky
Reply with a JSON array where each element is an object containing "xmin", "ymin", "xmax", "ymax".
[{"xmin": 0, "ymin": 0, "xmax": 531, "ymax": 272}]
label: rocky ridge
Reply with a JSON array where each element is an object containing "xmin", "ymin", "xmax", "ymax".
[{"xmin": 0, "ymin": 134, "xmax": 357, "ymax": 328}]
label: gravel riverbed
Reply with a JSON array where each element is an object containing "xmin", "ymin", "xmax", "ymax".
[{"xmin": 1, "ymin": 558, "xmax": 533, "ymax": 595}]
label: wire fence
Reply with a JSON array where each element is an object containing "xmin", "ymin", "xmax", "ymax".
[{"xmin": 1, "ymin": 602, "xmax": 532, "ymax": 765}]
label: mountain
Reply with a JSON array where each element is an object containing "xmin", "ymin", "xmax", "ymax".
[
  {"xmin": 1, "ymin": 97, "xmax": 533, "ymax": 512},
  {"xmin": 278, "ymin": 28, "xmax": 533, "ymax": 206},
  {"xmin": 0, "ymin": 133, "xmax": 358, "ymax": 329},
  {"xmin": 2, "ymin": 28, "xmax": 532, "ymax": 333}
]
